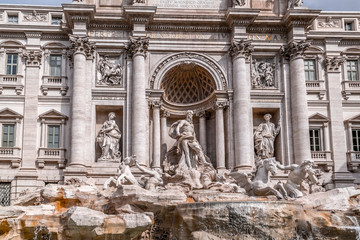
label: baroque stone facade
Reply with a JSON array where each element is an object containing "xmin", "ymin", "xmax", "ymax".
[{"xmin": 0, "ymin": 0, "xmax": 360, "ymax": 203}]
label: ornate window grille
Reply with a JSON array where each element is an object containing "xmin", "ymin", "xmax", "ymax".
[{"xmin": 0, "ymin": 182, "xmax": 11, "ymax": 206}]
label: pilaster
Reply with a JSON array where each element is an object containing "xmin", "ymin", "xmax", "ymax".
[
  {"xmin": 214, "ymin": 101, "xmax": 228, "ymax": 173},
  {"xmin": 325, "ymin": 55, "xmax": 355, "ymax": 187},
  {"xmin": 150, "ymin": 100, "xmax": 162, "ymax": 169},
  {"xmin": 196, "ymin": 111, "xmax": 207, "ymax": 154}
]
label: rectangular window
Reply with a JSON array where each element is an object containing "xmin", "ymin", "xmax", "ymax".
[
  {"xmin": 347, "ymin": 60, "xmax": 359, "ymax": 81},
  {"xmin": 51, "ymin": 17, "xmax": 62, "ymax": 25},
  {"xmin": 345, "ymin": 22, "xmax": 354, "ymax": 31},
  {"xmin": 310, "ymin": 129, "xmax": 321, "ymax": 152},
  {"xmin": 2, "ymin": 124, "xmax": 14, "ymax": 148},
  {"xmin": 6, "ymin": 54, "xmax": 18, "ymax": 75},
  {"xmin": 50, "ymin": 55, "xmax": 62, "ymax": 76},
  {"xmin": 353, "ymin": 129, "xmax": 360, "ymax": 152},
  {"xmin": 304, "ymin": 59, "xmax": 317, "ymax": 81},
  {"xmin": 0, "ymin": 183, "xmax": 11, "ymax": 207},
  {"xmin": 8, "ymin": 15, "xmax": 18, "ymax": 23},
  {"xmin": 48, "ymin": 125, "xmax": 60, "ymax": 148}
]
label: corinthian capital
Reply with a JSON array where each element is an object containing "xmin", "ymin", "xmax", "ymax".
[
  {"xmin": 281, "ymin": 40, "xmax": 311, "ymax": 60},
  {"xmin": 22, "ymin": 50, "xmax": 42, "ymax": 66},
  {"xmin": 214, "ymin": 101, "xmax": 229, "ymax": 110},
  {"xmin": 69, "ymin": 35, "xmax": 95, "ymax": 58},
  {"xmin": 229, "ymin": 39, "xmax": 253, "ymax": 60},
  {"xmin": 127, "ymin": 36, "xmax": 150, "ymax": 58},
  {"xmin": 325, "ymin": 56, "xmax": 345, "ymax": 72}
]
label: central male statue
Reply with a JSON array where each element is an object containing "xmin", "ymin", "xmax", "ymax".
[{"xmin": 168, "ymin": 110, "xmax": 209, "ymax": 169}]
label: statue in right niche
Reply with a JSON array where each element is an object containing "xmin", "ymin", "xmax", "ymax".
[
  {"xmin": 289, "ymin": 0, "xmax": 303, "ymax": 8},
  {"xmin": 97, "ymin": 112, "xmax": 122, "ymax": 162},
  {"xmin": 254, "ymin": 114, "xmax": 280, "ymax": 159},
  {"xmin": 233, "ymin": 0, "xmax": 246, "ymax": 7}
]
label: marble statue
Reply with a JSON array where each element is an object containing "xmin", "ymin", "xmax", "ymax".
[
  {"xmin": 230, "ymin": 158, "xmax": 284, "ymax": 199},
  {"xmin": 163, "ymin": 110, "xmax": 216, "ymax": 189},
  {"xmin": 289, "ymin": 0, "xmax": 303, "ymax": 8},
  {"xmin": 103, "ymin": 155, "xmax": 137, "ymax": 189},
  {"xmin": 275, "ymin": 160, "xmax": 319, "ymax": 198},
  {"xmin": 251, "ymin": 60, "xmax": 276, "ymax": 88},
  {"xmin": 97, "ymin": 112, "xmax": 122, "ymax": 162},
  {"xmin": 254, "ymin": 114, "xmax": 281, "ymax": 159},
  {"xmin": 168, "ymin": 110, "xmax": 210, "ymax": 169},
  {"xmin": 134, "ymin": 160, "xmax": 164, "ymax": 191},
  {"xmin": 97, "ymin": 57, "xmax": 123, "ymax": 86},
  {"xmin": 233, "ymin": 0, "xmax": 246, "ymax": 7}
]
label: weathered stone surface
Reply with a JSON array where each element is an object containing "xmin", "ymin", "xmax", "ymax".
[
  {"xmin": 62, "ymin": 206, "xmax": 106, "ymax": 228},
  {"xmin": 0, "ymin": 206, "xmax": 25, "ymax": 219},
  {"xmin": 297, "ymin": 187, "xmax": 360, "ymax": 211},
  {"xmin": 12, "ymin": 188, "xmax": 42, "ymax": 206}
]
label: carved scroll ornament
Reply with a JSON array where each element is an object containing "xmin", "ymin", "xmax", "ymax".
[
  {"xmin": 229, "ymin": 39, "xmax": 254, "ymax": 59},
  {"xmin": 69, "ymin": 35, "xmax": 96, "ymax": 58}
]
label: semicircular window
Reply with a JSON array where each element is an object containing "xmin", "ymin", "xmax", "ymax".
[{"xmin": 161, "ymin": 63, "xmax": 216, "ymax": 104}]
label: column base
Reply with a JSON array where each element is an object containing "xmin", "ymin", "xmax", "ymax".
[
  {"xmin": 332, "ymin": 172, "xmax": 355, "ymax": 188},
  {"xmin": 233, "ymin": 165, "xmax": 253, "ymax": 173}
]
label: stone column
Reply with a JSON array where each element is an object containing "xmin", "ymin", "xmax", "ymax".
[
  {"xmin": 281, "ymin": 40, "xmax": 312, "ymax": 164},
  {"xmin": 68, "ymin": 35, "xmax": 95, "ymax": 167},
  {"xmin": 229, "ymin": 40, "xmax": 254, "ymax": 170},
  {"xmin": 215, "ymin": 101, "xmax": 227, "ymax": 172},
  {"xmin": 160, "ymin": 108, "xmax": 170, "ymax": 162},
  {"xmin": 128, "ymin": 37, "xmax": 150, "ymax": 166},
  {"xmin": 197, "ymin": 111, "xmax": 207, "ymax": 154},
  {"xmin": 325, "ymin": 56, "xmax": 354, "ymax": 187},
  {"xmin": 21, "ymin": 50, "xmax": 42, "ymax": 169},
  {"xmin": 151, "ymin": 100, "xmax": 161, "ymax": 169}
]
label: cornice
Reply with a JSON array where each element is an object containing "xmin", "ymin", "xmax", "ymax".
[
  {"xmin": 148, "ymin": 25, "xmax": 229, "ymax": 32},
  {"xmin": 284, "ymin": 9, "xmax": 321, "ymax": 28},
  {"xmin": 0, "ymin": 32, "xmax": 26, "ymax": 39},
  {"xmin": 225, "ymin": 8, "xmax": 260, "ymax": 28},
  {"xmin": 89, "ymin": 23, "xmax": 130, "ymax": 30},
  {"xmin": 41, "ymin": 34, "xmax": 69, "ymax": 40}
]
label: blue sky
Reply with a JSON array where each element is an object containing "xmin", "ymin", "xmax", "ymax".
[{"xmin": 0, "ymin": 0, "xmax": 359, "ymax": 11}]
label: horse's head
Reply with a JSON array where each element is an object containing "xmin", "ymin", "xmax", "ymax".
[{"xmin": 263, "ymin": 158, "xmax": 277, "ymax": 176}]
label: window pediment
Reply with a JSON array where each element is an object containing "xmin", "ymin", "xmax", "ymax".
[
  {"xmin": 309, "ymin": 113, "xmax": 329, "ymax": 123},
  {"xmin": 346, "ymin": 114, "xmax": 360, "ymax": 124},
  {"xmin": 0, "ymin": 108, "xmax": 22, "ymax": 119},
  {"xmin": 39, "ymin": 109, "xmax": 68, "ymax": 121}
]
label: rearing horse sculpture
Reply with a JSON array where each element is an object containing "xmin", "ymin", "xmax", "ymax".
[{"xmin": 230, "ymin": 158, "xmax": 284, "ymax": 199}]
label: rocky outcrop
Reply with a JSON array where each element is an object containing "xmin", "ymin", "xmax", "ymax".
[{"xmin": 1, "ymin": 179, "xmax": 360, "ymax": 240}]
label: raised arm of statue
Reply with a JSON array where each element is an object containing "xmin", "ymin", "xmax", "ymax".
[
  {"xmin": 276, "ymin": 162, "xmax": 295, "ymax": 171},
  {"xmin": 307, "ymin": 168, "xmax": 319, "ymax": 185}
]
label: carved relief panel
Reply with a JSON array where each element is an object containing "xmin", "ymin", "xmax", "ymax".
[
  {"xmin": 251, "ymin": 58, "xmax": 277, "ymax": 89},
  {"xmin": 96, "ymin": 53, "xmax": 125, "ymax": 87}
]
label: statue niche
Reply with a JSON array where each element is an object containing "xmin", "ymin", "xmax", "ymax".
[{"xmin": 97, "ymin": 112, "xmax": 122, "ymax": 162}]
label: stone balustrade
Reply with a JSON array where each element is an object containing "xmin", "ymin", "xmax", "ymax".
[
  {"xmin": 347, "ymin": 151, "xmax": 360, "ymax": 172},
  {"xmin": 311, "ymin": 151, "xmax": 332, "ymax": 171},
  {"xmin": 37, "ymin": 147, "xmax": 66, "ymax": 169},
  {"xmin": 0, "ymin": 75, "xmax": 24, "ymax": 95},
  {"xmin": 342, "ymin": 81, "xmax": 360, "ymax": 99},
  {"xmin": 41, "ymin": 76, "xmax": 68, "ymax": 96},
  {"xmin": 0, "ymin": 147, "xmax": 21, "ymax": 168},
  {"xmin": 306, "ymin": 80, "xmax": 326, "ymax": 100}
]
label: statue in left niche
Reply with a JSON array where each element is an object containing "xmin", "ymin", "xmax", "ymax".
[
  {"xmin": 97, "ymin": 57, "xmax": 123, "ymax": 86},
  {"xmin": 97, "ymin": 112, "xmax": 122, "ymax": 162}
]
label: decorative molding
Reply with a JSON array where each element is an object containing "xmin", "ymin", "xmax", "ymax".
[
  {"xmin": 0, "ymin": 33, "xmax": 26, "ymax": 39},
  {"xmin": 149, "ymin": 99, "xmax": 162, "ymax": 108},
  {"xmin": 150, "ymin": 52, "xmax": 228, "ymax": 90},
  {"xmin": 22, "ymin": 50, "xmax": 42, "ymax": 66},
  {"xmin": 196, "ymin": 111, "xmax": 207, "ymax": 118},
  {"xmin": 126, "ymin": 36, "xmax": 149, "ymax": 58},
  {"xmin": 214, "ymin": 100, "xmax": 229, "ymax": 110},
  {"xmin": 148, "ymin": 25, "xmax": 229, "ymax": 32},
  {"xmin": 160, "ymin": 107, "xmax": 170, "ymax": 118},
  {"xmin": 89, "ymin": 24, "xmax": 130, "ymax": 30},
  {"xmin": 41, "ymin": 34, "xmax": 69, "ymax": 40},
  {"xmin": 280, "ymin": 40, "xmax": 311, "ymax": 60},
  {"xmin": 247, "ymin": 27, "xmax": 286, "ymax": 33},
  {"xmin": 23, "ymin": 10, "xmax": 47, "ymax": 22},
  {"xmin": 229, "ymin": 39, "xmax": 253, "ymax": 60},
  {"xmin": 325, "ymin": 56, "xmax": 345, "ymax": 72},
  {"xmin": 68, "ymin": 35, "xmax": 95, "ymax": 58}
]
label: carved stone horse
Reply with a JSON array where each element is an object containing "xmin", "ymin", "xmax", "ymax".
[{"xmin": 230, "ymin": 158, "xmax": 284, "ymax": 199}]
